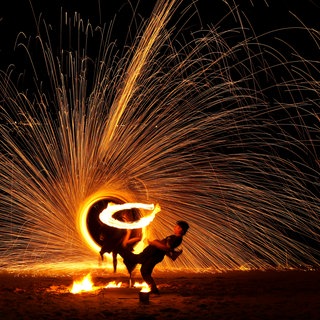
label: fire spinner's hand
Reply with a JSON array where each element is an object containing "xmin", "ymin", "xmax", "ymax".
[{"xmin": 167, "ymin": 249, "xmax": 183, "ymax": 261}]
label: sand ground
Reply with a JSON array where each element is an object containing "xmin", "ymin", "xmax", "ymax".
[{"xmin": 0, "ymin": 269, "xmax": 319, "ymax": 319}]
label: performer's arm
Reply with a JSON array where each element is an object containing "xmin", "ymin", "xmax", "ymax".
[{"xmin": 148, "ymin": 239, "xmax": 170, "ymax": 251}]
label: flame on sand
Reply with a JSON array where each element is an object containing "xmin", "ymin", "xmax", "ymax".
[
  {"xmin": 105, "ymin": 281, "xmax": 122, "ymax": 288},
  {"xmin": 69, "ymin": 274, "xmax": 147, "ymax": 294},
  {"xmin": 70, "ymin": 274, "xmax": 96, "ymax": 294},
  {"xmin": 140, "ymin": 283, "xmax": 151, "ymax": 293}
]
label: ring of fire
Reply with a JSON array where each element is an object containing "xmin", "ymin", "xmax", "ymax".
[{"xmin": 78, "ymin": 195, "xmax": 142, "ymax": 254}]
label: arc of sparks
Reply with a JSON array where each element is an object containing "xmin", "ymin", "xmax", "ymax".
[{"xmin": 99, "ymin": 202, "xmax": 161, "ymax": 229}]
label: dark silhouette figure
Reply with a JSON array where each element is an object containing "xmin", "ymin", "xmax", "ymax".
[
  {"xmin": 99, "ymin": 211, "xmax": 142, "ymax": 272},
  {"xmin": 118, "ymin": 220, "xmax": 189, "ymax": 294}
]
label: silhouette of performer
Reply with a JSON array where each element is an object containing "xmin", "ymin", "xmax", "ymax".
[
  {"xmin": 118, "ymin": 220, "xmax": 189, "ymax": 294},
  {"xmin": 99, "ymin": 211, "xmax": 142, "ymax": 272}
]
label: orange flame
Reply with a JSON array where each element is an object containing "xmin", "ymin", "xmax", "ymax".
[
  {"xmin": 132, "ymin": 281, "xmax": 150, "ymax": 292},
  {"xmin": 132, "ymin": 281, "xmax": 148, "ymax": 288},
  {"xmin": 70, "ymin": 274, "xmax": 127, "ymax": 293},
  {"xmin": 69, "ymin": 274, "xmax": 150, "ymax": 294},
  {"xmin": 70, "ymin": 274, "xmax": 96, "ymax": 294},
  {"xmin": 105, "ymin": 281, "xmax": 122, "ymax": 288},
  {"xmin": 140, "ymin": 283, "xmax": 151, "ymax": 293}
]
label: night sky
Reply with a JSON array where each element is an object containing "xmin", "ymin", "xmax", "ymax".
[{"xmin": 1, "ymin": 0, "xmax": 320, "ymax": 72}]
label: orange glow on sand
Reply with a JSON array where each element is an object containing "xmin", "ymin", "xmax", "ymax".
[
  {"xmin": 132, "ymin": 281, "xmax": 149, "ymax": 289},
  {"xmin": 104, "ymin": 281, "xmax": 122, "ymax": 288},
  {"xmin": 70, "ymin": 274, "xmax": 97, "ymax": 294},
  {"xmin": 69, "ymin": 274, "xmax": 149, "ymax": 294},
  {"xmin": 140, "ymin": 283, "xmax": 151, "ymax": 293}
]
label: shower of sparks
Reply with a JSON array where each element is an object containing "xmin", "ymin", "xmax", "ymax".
[
  {"xmin": 0, "ymin": 0, "xmax": 320, "ymax": 274},
  {"xmin": 99, "ymin": 202, "xmax": 161, "ymax": 229}
]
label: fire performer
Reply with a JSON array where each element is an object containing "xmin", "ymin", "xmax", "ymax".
[
  {"xmin": 118, "ymin": 220, "xmax": 189, "ymax": 294},
  {"xmin": 99, "ymin": 212, "xmax": 142, "ymax": 272},
  {"xmin": 112, "ymin": 227, "xmax": 142, "ymax": 272}
]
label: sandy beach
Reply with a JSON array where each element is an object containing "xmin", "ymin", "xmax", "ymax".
[{"xmin": 0, "ymin": 269, "xmax": 319, "ymax": 319}]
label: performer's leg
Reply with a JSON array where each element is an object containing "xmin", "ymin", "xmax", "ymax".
[
  {"xmin": 117, "ymin": 247, "xmax": 139, "ymax": 274},
  {"xmin": 140, "ymin": 260, "xmax": 160, "ymax": 294}
]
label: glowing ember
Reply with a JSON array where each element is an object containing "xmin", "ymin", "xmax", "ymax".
[
  {"xmin": 99, "ymin": 202, "xmax": 161, "ymax": 229},
  {"xmin": 133, "ymin": 281, "xmax": 149, "ymax": 288},
  {"xmin": 70, "ymin": 274, "xmax": 97, "ymax": 294},
  {"xmin": 105, "ymin": 281, "xmax": 122, "ymax": 288},
  {"xmin": 69, "ymin": 275, "xmax": 127, "ymax": 294},
  {"xmin": 140, "ymin": 284, "xmax": 151, "ymax": 293}
]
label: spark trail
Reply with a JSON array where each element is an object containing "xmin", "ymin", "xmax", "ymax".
[{"xmin": 0, "ymin": 0, "xmax": 320, "ymax": 273}]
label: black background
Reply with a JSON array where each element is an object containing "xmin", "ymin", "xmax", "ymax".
[{"xmin": 1, "ymin": 0, "xmax": 320, "ymax": 71}]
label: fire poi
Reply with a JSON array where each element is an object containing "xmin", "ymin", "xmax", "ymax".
[{"xmin": 99, "ymin": 202, "xmax": 161, "ymax": 229}]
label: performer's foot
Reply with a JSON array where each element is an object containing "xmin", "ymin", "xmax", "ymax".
[
  {"xmin": 150, "ymin": 287, "xmax": 160, "ymax": 295},
  {"xmin": 169, "ymin": 249, "xmax": 183, "ymax": 261}
]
